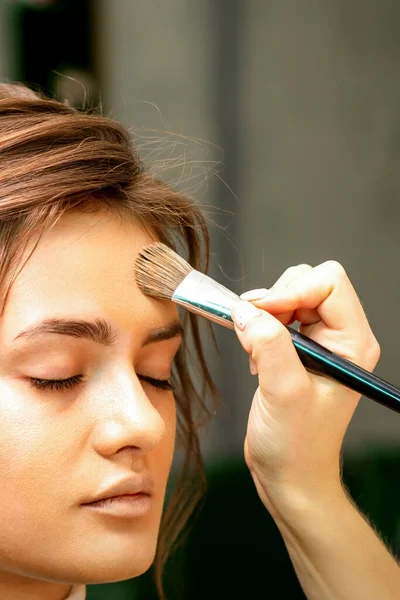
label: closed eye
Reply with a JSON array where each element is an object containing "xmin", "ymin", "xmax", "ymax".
[
  {"xmin": 139, "ymin": 375, "xmax": 174, "ymax": 392},
  {"xmin": 27, "ymin": 374, "xmax": 174, "ymax": 392}
]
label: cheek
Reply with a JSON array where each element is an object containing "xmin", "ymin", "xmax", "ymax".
[
  {"xmin": 0, "ymin": 384, "xmax": 45, "ymax": 486},
  {"xmin": 0, "ymin": 388, "xmax": 70, "ymax": 569},
  {"xmin": 151, "ymin": 395, "xmax": 176, "ymax": 487},
  {"xmin": 0, "ymin": 382, "xmax": 71, "ymax": 524}
]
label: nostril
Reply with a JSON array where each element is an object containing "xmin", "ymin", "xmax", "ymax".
[{"xmin": 116, "ymin": 445, "xmax": 140, "ymax": 453}]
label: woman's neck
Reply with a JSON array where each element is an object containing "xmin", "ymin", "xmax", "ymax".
[{"xmin": 0, "ymin": 572, "xmax": 76, "ymax": 600}]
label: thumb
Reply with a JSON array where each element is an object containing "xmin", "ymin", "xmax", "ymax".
[{"xmin": 231, "ymin": 300, "xmax": 311, "ymax": 405}]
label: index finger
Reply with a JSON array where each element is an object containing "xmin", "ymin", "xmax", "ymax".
[{"xmin": 248, "ymin": 261, "xmax": 368, "ymax": 334}]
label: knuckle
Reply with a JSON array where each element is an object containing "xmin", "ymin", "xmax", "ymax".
[
  {"xmin": 251, "ymin": 320, "xmax": 290, "ymax": 353},
  {"xmin": 283, "ymin": 266, "xmax": 298, "ymax": 275},
  {"xmin": 322, "ymin": 260, "xmax": 347, "ymax": 280},
  {"xmin": 274, "ymin": 265, "xmax": 298, "ymax": 283},
  {"xmin": 367, "ymin": 337, "xmax": 381, "ymax": 367},
  {"xmin": 284, "ymin": 264, "xmax": 312, "ymax": 277},
  {"xmin": 273, "ymin": 264, "xmax": 314, "ymax": 290},
  {"xmin": 354, "ymin": 335, "xmax": 381, "ymax": 371}
]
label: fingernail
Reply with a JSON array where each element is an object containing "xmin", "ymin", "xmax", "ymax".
[
  {"xmin": 240, "ymin": 288, "xmax": 269, "ymax": 301},
  {"xmin": 249, "ymin": 356, "xmax": 258, "ymax": 375},
  {"xmin": 231, "ymin": 301, "xmax": 263, "ymax": 331}
]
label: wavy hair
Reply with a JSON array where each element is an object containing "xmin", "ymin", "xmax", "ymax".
[{"xmin": 0, "ymin": 82, "xmax": 219, "ymax": 599}]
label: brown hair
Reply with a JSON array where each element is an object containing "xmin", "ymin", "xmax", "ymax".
[{"xmin": 0, "ymin": 82, "xmax": 219, "ymax": 598}]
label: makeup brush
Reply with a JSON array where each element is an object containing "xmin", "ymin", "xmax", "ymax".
[{"xmin": 135, "ymin": 242, "xmax": 400, "ymax": 414}]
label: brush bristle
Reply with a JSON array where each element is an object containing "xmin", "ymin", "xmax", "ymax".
[{"xmin": 135, "ymin": 242, "xmax": 193, "ymax": 300}]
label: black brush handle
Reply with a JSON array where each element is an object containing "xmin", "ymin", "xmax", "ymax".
[{"xmin": 287, "ymin": 326, "xmax": 400, "ymax": 414}]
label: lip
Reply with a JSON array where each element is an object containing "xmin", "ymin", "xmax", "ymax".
[
  {"xmin": 83, "ymin": 493, "xmax": 152, "ymax": 518},
  {"xmin": 81, "ymin": 473, "xmax": 154, "ymax": 505}
]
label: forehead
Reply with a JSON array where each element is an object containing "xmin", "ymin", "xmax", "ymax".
[{"xmin": 0, "ymin": 210, "xmax": 178, "ymax": 344}]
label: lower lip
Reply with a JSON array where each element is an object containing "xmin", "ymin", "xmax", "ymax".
[{"xmin": 82, "ymin": 493, "xmax": 152, "ymax": 518}]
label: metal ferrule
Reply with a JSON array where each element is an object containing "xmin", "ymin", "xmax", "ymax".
[{"xmin": 172, "ymin": 270, "xmax": 240, "ymax": 330}]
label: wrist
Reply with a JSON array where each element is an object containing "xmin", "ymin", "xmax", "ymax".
[
  {"xmin": 254, "ymin": 471, "xmax": 349, "ymax": 529},
  {"xmin": 257, "ymin": 478, "xmax": 400, "ymax": 600},
  {"xmin": 271, "ymin": 481, "xmax": 350, "ymax": 534}
]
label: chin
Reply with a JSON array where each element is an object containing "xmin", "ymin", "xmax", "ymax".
[
  {"xmin": 29, "ymin": 534, "xmax": 159, "ymax": 585},
  {"xmin": 1, "ymin": 544, "xmax": 158, "ymax": 588},
  {"xmin": 85, "ymin": 556, "xmax": 155, "ymax": 584},
  {"xmin": 75, "ymin": 539, "xmax": 158, "ymax": 584}
]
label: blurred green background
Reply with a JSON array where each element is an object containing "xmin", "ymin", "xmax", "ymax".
[{"xmin": 0, "ymin": 1, "xmax": 399, "ymax": 598}]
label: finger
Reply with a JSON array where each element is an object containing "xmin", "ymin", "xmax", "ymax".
[
  {"xmin": 240, "ymin": 264, "xmax": 313, "ymax": 300},
  {"xmin": 250, "ymin": 261, "xmax": 362, "ymax": 331},
  {"xmin": 241, "ymin": 264, "xmax": 313, "ymax": 325},
  {"xmin": 249, "ymin": 355, "xmax": 258, "ymax": 375},
  {"xmin": 231, "ymin": 300, "xmax": 311, "ymax": 405},
  {"xmin": 270, "ymin": 264, "xmax": 314, "ymax": 324},
  {"xmin": 271, "ymin": 263, "xmax": 314, "ymax": 289},
  {"xmin": 244, "ymin": 261, "xmax": 379, "ymax": 368}
]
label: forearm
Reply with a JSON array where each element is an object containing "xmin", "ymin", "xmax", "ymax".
[{"xmin": 274, "ymin": 488, "xmax": 400, "ymax": 600}]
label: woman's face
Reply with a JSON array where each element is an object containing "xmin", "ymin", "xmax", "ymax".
[{"xmin": 0, "ymin": 210, "xmax": 180, "ymax": 589}]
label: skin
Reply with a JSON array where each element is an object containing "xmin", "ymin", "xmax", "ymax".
[
  {"xmin": 0, "ymin": 209, "xmax": 181, "ymax": 600},
  {"xmin": 231, "ymin": 262, "xmax": 400, "ymax": 599}
]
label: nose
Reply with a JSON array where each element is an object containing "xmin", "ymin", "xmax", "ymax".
[{"xmin": 92, "ymin": 367, "xmax": 168, "ymax": 458}]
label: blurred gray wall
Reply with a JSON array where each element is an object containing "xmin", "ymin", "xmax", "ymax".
[{"xmin": 1, "ymin": 0, "xmax": 399, "ymax": 460}]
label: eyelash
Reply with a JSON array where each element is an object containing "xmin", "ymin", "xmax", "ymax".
[{"xmin": 28, "ymin": 374, "xmax": 174, "ymax": 393}]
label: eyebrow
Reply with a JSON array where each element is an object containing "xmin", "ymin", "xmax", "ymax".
[{"xmin": 13, "ymin": 317, "xmax": 183, "ymax": 347}]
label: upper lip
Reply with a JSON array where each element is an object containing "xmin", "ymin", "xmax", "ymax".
[{"xmin": 82, "ymin": 474, "xmax": 154, "ymax": 504}]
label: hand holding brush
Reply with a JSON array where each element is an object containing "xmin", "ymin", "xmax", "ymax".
[{"xmin": 135, "ymin": 243, "xmax": 400, "ymax": 600}]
